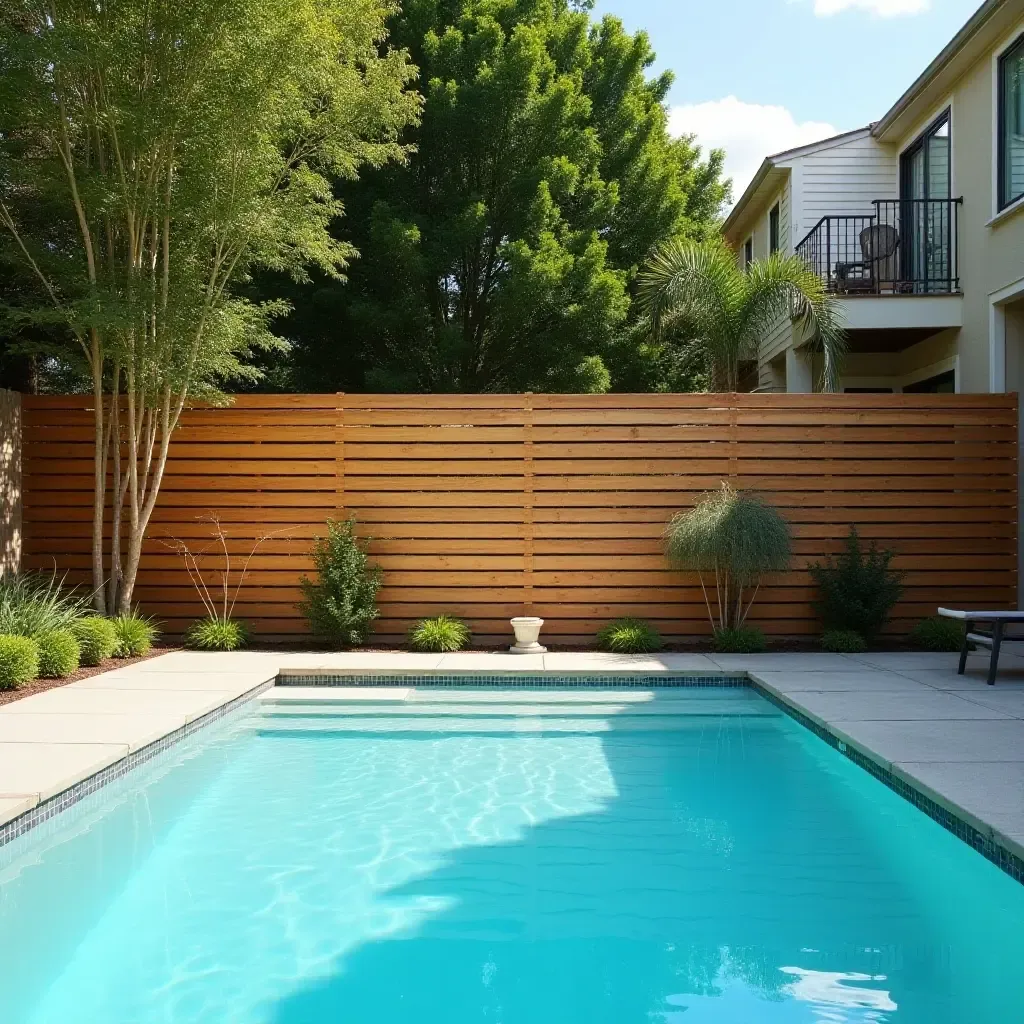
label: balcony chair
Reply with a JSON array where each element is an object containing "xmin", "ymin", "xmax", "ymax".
[{"xmin": 835, "ymin": 223, "xmax": 900, "ymax": 294}]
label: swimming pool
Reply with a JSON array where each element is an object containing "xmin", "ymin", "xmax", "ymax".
[{"xmin": 1, "ymin": 685, "xmax": 1022, "ymax": 1022}]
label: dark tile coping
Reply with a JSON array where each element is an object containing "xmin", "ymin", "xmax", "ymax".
[
  {"xmin": 0, "ymin": 677, "xmax": 274, "ymax": 849},
  {"xmin": 276, "ymin": 672, "xmax": 745, "ymax": 688},
  {"xmin": 2, "ymin": 669, "xmax": 1022, "ymax": 888}
]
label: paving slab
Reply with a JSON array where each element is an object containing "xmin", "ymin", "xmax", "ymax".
[
  {"xmin": 892, "ymin": 760, "xmax": 1024, "ymax": 839},
  {"xmin": 779, "ymin": 689, "xmax": 1011, "ymax": 723},
  {"xmin": 1, "ymin": 685, "xmax": 246, "ymax": 722},
  {"xmin": 708, "ymin": 653, "xmax": 860, "ymax": 672},
  {"xmin": 831, "ymin": 718, "xmax": 1024, "ymax": 766},
  {"xmin": 0, "ymin": 712, "xmax": 189, "ymax": 751},
  {"xmin": 0, "ymin": 741, "xmax": 128, "ymax": 802},
  {"xmin": 851, "ymin": 652, "xmax": 984, "ymax": 672},
  {"xmin": 750, "ymin": 670, "xmax": 932, "ymax": 693},
  {"xmin": 435, "ymin": 652, "xmax": 546, "ymax": 671},
  {"xmin": 70, "ymin": 670, "xmax": 274, "ymax": 693},
  {"xmin": 945, "ymin": 688, "xmax": 1024, "ymax": 718},
  {"xmin": 894, "ymin": 668, "xmax": 1024, "ymax": 691},
  {"xmin": 0, "ymin": 795, "xmax": 36, "ymax": 825},
  {"xmin": 540, "ymin": 652, "xmax": 720, "ymax": 672}
]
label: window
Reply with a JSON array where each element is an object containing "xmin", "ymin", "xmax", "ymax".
[
  {"xmin": 743, "ymin": 237, "xmax": 753, "ymax": 268},
  {"xmin": 769, "ymin": 204, "xmax": 780, "ymax": 254},
  {"xmin": 999, "ymin": 33, "xmax": 1024, "ymax": 211}
]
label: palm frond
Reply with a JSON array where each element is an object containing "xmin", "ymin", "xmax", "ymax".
[{"xmin": 741, "ymin": 252, "xmax": 847, "ymax": 392}]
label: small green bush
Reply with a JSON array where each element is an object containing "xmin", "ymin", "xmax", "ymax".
[
  {"xmin": 110, "ymin": 613, "xmax": 159, "ymax": 657},
  {"xmin": 596, "ymin": 618, "xmax": 663, "ymax": 654},
  {"xmin": 910, "ymin": 616, "xmax": 966, "ymax": 653},
  {"xmin": 409, "ymin": 615, "xmax": 471, "ymax": 653},
  {"xmin": 72, "ymin": 617, "xmax": 118, "ymax": 666},
  {"xmin": 0, "ymin": 634, "xmax": 40, "ymax": 689},
  {"xmin": 713, "ymin": 626, "xmax": 767, "ymax": 654},
  {"xmin": 300, "ymin": 518, "xmax": 383, "ymax": 648},
  {"xmin": 810, "ymin": 527, "xmax": 903, "ymax": 639},
  {"xmin": 36, "ymin": 628, "xmax": 80, "ymax": 678},
  {"xmin": 821, "ymin": 629, "xmax": 867, "ymax": 654},
  {"xmin": 185, "ymin": 617, "xmax": 249, "ymax": 652}
]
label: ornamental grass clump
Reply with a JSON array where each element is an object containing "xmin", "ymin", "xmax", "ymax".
[
  {"xmin": 712, "ymin": 626, "xmax": 766, "ymax": 654},
  {"xmin": 185, "ymin": 617, "xmax": 249, "ymax": 652},
  {"xmin": 0, "ymin": 634, "xmax": 40, "ymax": 689},
  {"xmin": 0, "ymin": 571, "xmax": 88, "ymax": 638},
  {"xmin": 72, "ymin": 617, "xmax": 119, "ymax": 666},
  {"xmin": 36, "ymin": 629, "xmax": 81, "ymax": 678},
  {"xmin": 300, "ymin": 518, "xmax": 382, "ymax": 648},
  {"xmin": 596, "ymin": 618, "xmax": 663, "ymax": 654},
  {"xmin": 665, "ymin": 483, "xmax": 791, "ymax": 635},
  {"xmin": 910, "ymin": 616, "xmax": 965, "ymax": 653},
  {"xmin": 810, "ymin": 527, "xmax": 902, "ymax": 640},
  {"xmin": 110, "ymin": 613, "xmax": 159, "ymax": 657},
  {"xmin": 409, "ymin": 615, "xmax": 471, "ymax": 653}
]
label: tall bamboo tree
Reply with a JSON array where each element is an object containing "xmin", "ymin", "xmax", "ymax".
[
  {"xmin": 637, "ymin": 238, "xmax": 845, "ymax": 392},
  {"xmin": 0, "ymin": 0, "xmax": 419, "ymax": 611}
]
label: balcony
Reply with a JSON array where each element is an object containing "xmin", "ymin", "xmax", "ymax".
[{"xmin": 795, "ymin": 198, "xmax": 963, "ymax": 296}]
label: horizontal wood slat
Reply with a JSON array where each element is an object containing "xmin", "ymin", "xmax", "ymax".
[{"xmin": 21, "ymin": 392, "xmax": 1018, "ymax": 643}]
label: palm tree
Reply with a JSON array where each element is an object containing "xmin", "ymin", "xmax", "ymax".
[{"xmin": 637, "ymin": 238, "xmax": 846, "ymax": 392}]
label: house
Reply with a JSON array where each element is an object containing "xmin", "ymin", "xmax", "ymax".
[{"xmin": 722, "ymin": 0, "xmax": 1024, "ymax": 396}]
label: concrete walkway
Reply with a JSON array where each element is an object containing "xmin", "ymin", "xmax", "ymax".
[{"xmin": 1, "ymin": 648, "xmax": 1022, "ymax": 864}]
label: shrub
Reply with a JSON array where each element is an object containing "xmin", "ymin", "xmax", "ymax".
[
  {"xmin": 72, "ymin": 616, "xmax": 119, "ymax": 666},
  {"xmin": 409, "ymin": 615, "xmax": 471, "ymax": 653},
  {"xmin": 110, "ymin": 613, "xmax": 159, "ymax": 657},
  {"xmin": 596, "ymin": 618, "xmax": 663, "ymax": 654},
  {"xmin": 0, "ymin": 634, "xmax": 40, "ymax": 689},
  {"xmin": 300, "ymin": 518, "xmax": 383, "ymax": 648},
  {"xmin": 184, "ymin": 617, "xmax": 249, "ymax": 652},
  {"xmin": 809, "ymin": 527, "xmax": 903, "ymax": 639},
  {"xmin": 0, "ymin": 571, "xmax": 88, "ymax": 637},
  {"xmin": 821, "ymin": 629, "xmax": 867, "ymax": 654},
  {"xmin": 713, "ymin": 626, "xmax": 767, "ymax": 654},
  {"xmin": 910, "ymin": 616, "xmax": 966, "ymax": 653},
  {"xmin": 36, "ymin": 629, "xmax": 81, "ymax": 678},
  {"xmin": 666, "ymin": 483, "xmax": 791, "ymax": 632}
]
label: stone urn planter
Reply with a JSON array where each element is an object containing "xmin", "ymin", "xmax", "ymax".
[{"xmin": 509, "ymin": 616, "xmax": 546, "ymax": 654}]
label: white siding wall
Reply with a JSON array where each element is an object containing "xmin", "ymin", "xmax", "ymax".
[{"xmin": 786, "ymin": 133, "xmax": 899, "ymax": 240}]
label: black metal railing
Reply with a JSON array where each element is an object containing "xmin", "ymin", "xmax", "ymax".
[{"xmin": 795, "ymin": 198, "xmax": 962, "ymax": 295}]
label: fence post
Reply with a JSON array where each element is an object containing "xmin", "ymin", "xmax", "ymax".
[
  {"xmin": 523, "ymin": 392, "xmax": 534, "ymax": 616},
  {"xmin": 335, "ymin": 392, "xmax": 345, "ymax": 518}
]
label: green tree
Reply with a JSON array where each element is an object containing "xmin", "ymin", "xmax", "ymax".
[
  {"xmin": 264, "ymin": 0, "xmax": 728, "ymax": 393},
  {"xmin": 0, "ymin": 0, "xmax": 419, "ymax": 611},
  {"xmin": 637, "ymin": 238, "xmax": 845, "ymax": 392}
]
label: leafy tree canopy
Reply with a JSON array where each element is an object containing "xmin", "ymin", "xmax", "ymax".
[{"xmin": 259, "ymin": 0, "xmax": 729, "ymax": 393}]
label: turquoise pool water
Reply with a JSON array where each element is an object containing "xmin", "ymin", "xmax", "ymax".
[{"xmin": 1, "ymin": 686, "xmax": 1023, "ymax": 1023}]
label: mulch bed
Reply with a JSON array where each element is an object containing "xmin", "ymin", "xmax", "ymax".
[{"xmin": 0, "ymin": 646, "xmax": 182, "ymax": 707}]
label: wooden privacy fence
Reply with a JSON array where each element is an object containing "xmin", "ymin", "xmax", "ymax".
[{"xmin": 21, "ymin": 392, "xmax": 1018, "ymax": 645}]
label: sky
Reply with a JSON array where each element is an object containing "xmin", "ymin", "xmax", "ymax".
[{"xmin": 591, "ymin": 0, "xmax": 983, "ymax": 201}]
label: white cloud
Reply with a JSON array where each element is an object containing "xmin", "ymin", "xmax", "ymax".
[
  {"xmin": 669, "ymin": 96, "xmax": 838, "ymax": 201},
  {"xmin": 810, "ymin": 0, "xmax": 929, "ymax": 15}
]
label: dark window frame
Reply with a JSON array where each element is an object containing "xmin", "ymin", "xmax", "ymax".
[
  {"xmin": 743, "ymin": 236, "xmax": 753, "ymax": 268},
  {"xmin": 899, "ymin": 107, "xmax": 951, "ymax": 202},
  {"xmin": 998, "ymin": 32, "xmax": 1024, "ymax": 212},
  {"xmin": 769, "ymin": 203, "xmax": 780, "ymax": 254}
]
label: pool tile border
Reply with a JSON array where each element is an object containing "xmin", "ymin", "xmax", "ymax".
[
  {"xmin": 748, "ymin": 679, "xmax": 1024, "ymax": 886},
  {"xmin": 0, "ymin": 676, "xmax": 274, "ymax": 849},
  {"xmin": 277, "ymin": 672, "xmax": 745, "ymax": 688}
]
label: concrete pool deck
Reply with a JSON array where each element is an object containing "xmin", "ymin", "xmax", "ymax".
[{"xmin": 1, "ymin": 648, "xmax": 1023, "ymax": 867}]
